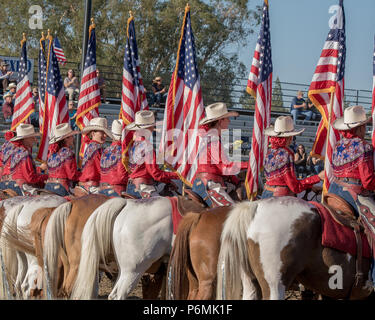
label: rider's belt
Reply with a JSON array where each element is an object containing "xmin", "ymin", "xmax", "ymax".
[
  {"xmin": 335, "ymin": 178, "xmax": 363, "ymax": 195},
  {"xmin": 100, "ymin": 183, "xmax": 126, "ymax": 195},
  {"xmin": 196, "ymin": 173, "xmax": 224, "ymax": 186},
  {"xmin": 1, "ymin": 175, "xmax": 11, "ymax": 182},
  {"xmin": 129, "ymin": 178, "xmax": 153, "ymax": 189},
  {"xmin": 47, "ymin": 178, "xmax": 70, "ymax": 190},
  {"xmin": 79, "ymin": 181, "xmax": 99, "ymax": 189},
  {"xmin": 264, "ymin": 184, "xmax": 295, "ymax": 197},
  {"xmin": 336, "ymin": 177, "xmax": 361, "ymax": 184}
]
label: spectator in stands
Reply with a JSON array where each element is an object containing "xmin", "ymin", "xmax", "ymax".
[
  {"xmin": 289, "ymin": 136, "xmax": 298, "ymax": 153},
  {"xmin": 0, "ymin": 61, "xmax": 13, "ymax": 94},
  {"xmin": 6, "ymin": 83, "xmax": 17, "ymax": 104},
  {"xmin": 30, "ymin": 87, "xmax": 39, "ymax": 128},
  {"xmin": 64, "ymin": 69, "xmax": 80, "ymax": 102},
  {"xmin": 2, "ymin": 92, "xmax": 13, "ymax": 123},
  {"xmin": 96, "ymin": 69, "xmax": 107, "ymax": 103},
  {"xmin": 294, "ymin": 144, "xmax": 308, "ymax": 178},
  {"xmin": 151, "ymin": 76, "xmax": 168, "ymax": 107},
  {"xmin": 306, "ymin": 154, "xmax": 324, "ymax": 175},
  {"xmin": 290, "ymin": 91, "xmax": 313, "ymax": 125},
  {"xmin": 68, "ymin": 100, "xmax": 78, "ymax": 130},
  {"xmin": 306, "ymin": 98, "xmax": 321, "ymax": 121}
]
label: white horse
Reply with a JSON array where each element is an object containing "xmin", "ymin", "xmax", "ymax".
[
  {"xmin": 0, "ymin": 195, "xmax": 67, "ymax": 299},
  {"xmin": 71, "ymin": 196, "xmax": 174, "ymax": 300},
  {"xmin": 216, "ymin": 196, "xmax": 374, "ymax": 300}
]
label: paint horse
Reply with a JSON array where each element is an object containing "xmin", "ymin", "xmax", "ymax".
[{"xmin": 217, "ymin": 196, "xmax": 374, "ymax": 300}]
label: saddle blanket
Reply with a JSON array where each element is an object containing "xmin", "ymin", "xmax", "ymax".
[
  {"xmin": 311, "ymin": 201, "xmax": 371, "ymax": 258},
  {"xmin": 168, "ymin": 196, "xmax": 183, "ymax": 235}
]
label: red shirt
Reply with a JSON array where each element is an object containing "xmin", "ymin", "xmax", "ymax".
[
  {"xmin": 332, "ymin": 137, "xmax": 375, "ymax": 190},
  {"xmin": 47, "ymin": 147, "xmax": 79, "ymax": 182},
  {"xmin": 79, "ymin": 141, "xmax": 103, "ymax": 183},
  {"xmin": 10, "ymin": 145, "xmax": 47, "ymax": 186},
  {"xmin": 264, "ymin": 146, "xmax": 320, "ymax": 194},
  {"xmin": 100, "ymin": 141, "xmax": 128, "ymax": 186},
  {"xmin": 128, "ymin": 137, "xmax": 178, "ymax": 183},
  {"xmin": 196, "ymin": 136, "xmax": 247, "ymax": 177}
]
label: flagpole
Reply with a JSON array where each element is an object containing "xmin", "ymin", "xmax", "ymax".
[
  {"xmin": 76, "ymin": 0, "xmax": 92, "ymax": 165},
  {"xmin": 321, "ymin": 90, "xmax": 335, "ymax": 204}
]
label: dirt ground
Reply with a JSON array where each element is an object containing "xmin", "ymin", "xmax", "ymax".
[{"xmin": 97, "ymin": 273, "xmax": 307, "ymax": 300}]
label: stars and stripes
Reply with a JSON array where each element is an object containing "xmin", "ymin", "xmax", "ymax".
[
  {"xmin": 372, "ymin": 36, "xmax": 375, "ymax": 149},
  {"xmin": 11, "ymin": 36, "xmax": 35, "ymax": 131},
  {"xmin": 53, "ymin": 36, "xmax": 67, "ymax": 66},
  {"xmin": 159, "ymin": 4, "xmax": 205, "ymax": 186},
  {"xmin": 120, "ymin": 13, "xmax": 149, "ymax": 171},
  {"xmin": 244, "ymin": 0, "xmax": 273, "ymax": 200},
  {"xmin": 75, "ymin": 22, "xmax": 100, "ymax": 158},
  {"xmin": 38, "ymin": 35, "xmax": 47, "ymax": 133},
  {"xmin": 37, "ymin": 35, "xmax": 69, "ymax": 161},
  {"xmin": 308, "ymin": 0, "xmax": 346, "ymax": 193}
]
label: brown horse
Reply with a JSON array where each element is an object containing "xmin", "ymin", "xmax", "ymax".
[
  {"xmin": 217, "ymin": 197, "xmax": 374, "ymax": 300},
  {"xmin": 167, "ymin": 206, "xmax": 230, "ymax": 300}
]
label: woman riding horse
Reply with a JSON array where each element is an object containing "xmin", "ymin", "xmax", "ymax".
[
  {"xmin": 261, "ymin": 116, "xmax": 324, "ymax": 199},
  {"xmin": 99, "ymin": 119, "xmax": 129, "ymax": 197},
  {"xmin": 126, "ymin": 110, "xmax": 179, "ymax": 198},
  {"xmin": 78, "ymin": 117, "xmax": 114, "ymax": 194},
  {"xmin": 7, "ymin": 124, "xmax": 48, "ymax": 195},
  {"xmin": 45, "ymin": 123, "xmax": 80, "ymax": 196},
  {"xmin": 192, "ymin": 102, "xmax": 247, "ymax": 207}
]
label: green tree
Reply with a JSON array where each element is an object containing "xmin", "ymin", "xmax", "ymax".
[
  {"xmin": 0, "ymin": 0, "xmax": 261, "ymax": 104},
  {"xmin": 271, "ymin": 76, "xmax": 284, "ymax": 111}
]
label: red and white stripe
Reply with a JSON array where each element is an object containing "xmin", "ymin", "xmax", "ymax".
[
  {"xmin": 371, "ymin": 36, "xmax": 375, "ymax": 149},
  {"xmin": 11, "ymin": 76, "xmax": 34, "ymax": 131},
  {"xmin": 53, "ymin": 47, "xmax": 66, "ymax": 65},
  {"xmin": 160, "ymin": 72, "xmax": 204, "ymax": 185},
  {"xmin": 245, "ymin": 42, "xmax": 272, "ymax": 199}
]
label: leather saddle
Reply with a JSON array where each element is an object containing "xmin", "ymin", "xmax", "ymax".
[
  {"xmin": 322, "ymin": 193, "xmax": 367, "ymax": 294},
  {"xmin": 176, "ymin": 195, "xmax": 206, "ymax": 216}
]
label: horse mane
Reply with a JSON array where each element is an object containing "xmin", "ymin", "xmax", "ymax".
[{"xmin": 167, "ymin": 211, "xmax": 202, "ymax": 300}]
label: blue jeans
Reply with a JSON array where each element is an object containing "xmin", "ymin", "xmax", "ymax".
[
  {"xmin": 126, "ymin": 181, "xmax": 141, "ymax": 199},
  {"xmin": 328, "ymin": 181, "xmax": 359, "ymax": 216},
  {"xmin": 291, "ymin": 109, "xmax": 313, "ymax": 124},
  {"xmin": 192, "ymin": 178, "xmax": 212, "ymax": 207},
  {"xmin": 152, "ymin": 92, "xmax": 168, "ymax": 105},
  {"xmin": 261, "ymin": 189, "xmax": 274, "ymax": 199},
  {"xmin": 6, "ymin": 181, "xmax": 23, "ymax": 196},
  {"xmin": 99, "ymin": 188, "xmax": 120, "ymax": 197},
  {"xmin": 45, "ymin": 182, "xmax": 69, "ymax": 196}
]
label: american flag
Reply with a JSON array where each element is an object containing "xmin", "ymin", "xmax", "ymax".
[
  {"xmin": 76, "ymin": 23, "xmax": 100, "ymax": 158},
  {"xmin": 244, "ymin": 0, "xmax": 272, "ymax": 200},
  {"xmin": 37, "ymin": 35, "xmax": 69, "ymax": 161},
  {"xmin": 372, "ymin": 36, "xmax": 375, "ymax": 149},
  {"xmin": 308, "ymin": 0, "xmax": 346, "ymax": 193},
  {"xmin": 53, "ymin": 36, "xmax": 67, "ymax": 65},
  {"xmin": 120, "ymin": 14, "xmax": 149, "ymax": 171},
  {"xmin": 159, "ymin": 5, "xmax": 205, "ymax": 186},
  {"xmin": 11, "ymin": 37, "xmax": 35, "ymax": 131},
  {"xmin": 38, "ymin": 35, "xmax": 47, "ymax": 133}
]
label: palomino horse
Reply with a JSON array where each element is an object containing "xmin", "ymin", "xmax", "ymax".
[
  {"xmin": 71, "ymin": 196, "xmax": 205, "ymax": 300},
  {"xmin": 43, "ymin": 194, "xmax": 112, "ymax": 298},
  {"xmin": 216, "ymin": 196, "xmax": 374, "ymax": 300},
  {"xmin": 0, "ymin": 195, "xmax": 67, "ymax": 299}
]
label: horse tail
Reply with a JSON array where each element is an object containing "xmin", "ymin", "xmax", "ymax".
[
  {"xmin": 0, "ymin": 203, "xmax": 25, "ymax": 295},
  {"xmin": 71, "ymin": 198, "xmax": 127, "ymax": 300},
  {"xmin": 167, "ymin": 211, "xmax": 201, "ymax": 300},
  {"xmin": 216, "ymin": 200, "xmax": 259, "ymax": 300},
  {"xmin": 43, "ymin": 201, "xmax": 72, "ymax": 297}
]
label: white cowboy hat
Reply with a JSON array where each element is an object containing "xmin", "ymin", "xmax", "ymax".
[
  {"xmin": 10, "ymin": 124, "xmax": 41, "ymax": 141},
  {"xmin": 265, "ymin": 116, "xmax": 305, "ymax": 137},
  {"xmin": 332, "ymin": 105, "xmax": 371, "ymax": 131},
  {"xmin": 111, "ymin": 119, "xmax": 123, "ymax": 141},
  {"xmin": 199, "ymin": 102, "xmax": 239, "ymax": 126},
  {"xmin": 7, "ymin": 83, "xmax": 16, "ymax": 90},
  {"xmin": 125, "ymin": 110, "xmax": 156, "ymax": 131},
  {"xmin": 49, "ymin": 123, "xmax": 79, "ymax": 144},
  {"xmin": 81, "ymin": 117, "xmax": 114, "ymax": 139},
  {"xmin": 3, "ymin": 92, "xmax": 12, "ymax": 99}
]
